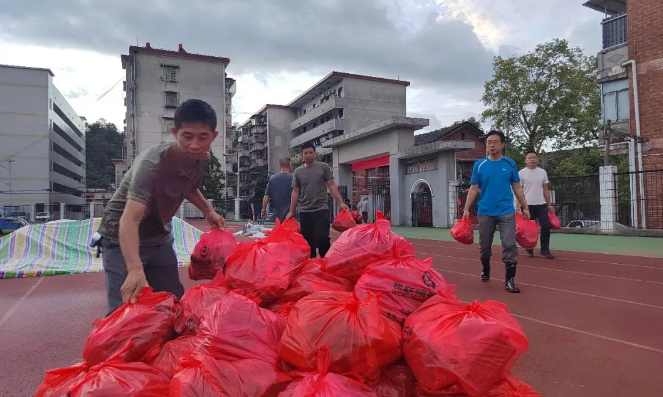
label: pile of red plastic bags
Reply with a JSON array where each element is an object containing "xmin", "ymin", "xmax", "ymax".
[{"xmin": 36, "ymin": 211, "xmax": 541, "ymax": 397}]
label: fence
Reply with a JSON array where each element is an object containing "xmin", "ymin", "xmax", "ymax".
[{"xmin": 548, "ymin": 174, "xmax": 601, "ymax": 228}]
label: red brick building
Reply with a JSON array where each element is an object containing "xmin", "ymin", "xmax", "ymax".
[
  {"xmin": 413, "ymin": 122, "xmax": 486, "ymax": 184},
  {"xmin": 585, "ymin": 0, "xmax": 663, "ymax": 228}
]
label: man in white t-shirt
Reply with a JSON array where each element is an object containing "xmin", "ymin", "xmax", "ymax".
[{"xmin": 517, "ymin": 150, "xmax": 555, "ymax": 259}]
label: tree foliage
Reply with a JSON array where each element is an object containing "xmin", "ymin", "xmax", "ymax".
[
  {"xmin": 452, "ymin": 117, "xmax": 482, "ymax": 130},
  {"xmin": 85, "ymin": 120, "xmax": 124, "ymax": 189},
  {"xmin": 200, "ymin": 151, "xmax": 225, "ymax": 202},
  {"xmin": 481, "ymin": 39, "xmax": 601, "ymax": 152}
]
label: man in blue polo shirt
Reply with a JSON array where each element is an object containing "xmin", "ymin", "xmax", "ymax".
[{"xmin": 463, "ymin": 130, "xmax": 530, "ymax": 293}]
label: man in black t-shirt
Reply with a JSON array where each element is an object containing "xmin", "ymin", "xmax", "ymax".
[{"xmin": 247, "ymin": 190, "xmax": 257, "ymax": 222}]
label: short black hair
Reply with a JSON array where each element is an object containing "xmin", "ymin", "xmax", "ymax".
[
  {"xmin": 485, "ymin": 130, "xmax": 506, "ymax": 143},
  {"xmin": 301, "ymin": 142, "xmax": 316, "ymax": 152},
  {"xmin": 174, "ymin": 99, "xmax": 217, "ymax": 131},
  {"xmin": 525, "ymin": 150, "xmax": 538, "ymax": 156}
]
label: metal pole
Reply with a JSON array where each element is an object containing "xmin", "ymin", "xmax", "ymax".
[
  {"xmin": 236, "ymin": 150, "xmax": 240, "ymax": 198},
  {"xmin": 6, "ymin": 159, "xmax": 14, "ymax": 206},
  {"xmin": 604, "ymin": 120, "xmax": 612, "ymax": 167}
]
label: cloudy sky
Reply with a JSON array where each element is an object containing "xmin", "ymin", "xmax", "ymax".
[{"xmin": 0, "ymin": 0, "xmax": 604, "ymax": 133}]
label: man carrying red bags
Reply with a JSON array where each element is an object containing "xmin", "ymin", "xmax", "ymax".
[
  {"xmin": 462, "ymin": 130, "xmax": 529, "ymax": 293},
  {"xmin": 516, "ymin": 150, "xmax": 555, "ymax": 259},
  {"xmin": 286, "ymin": 142, "xmax": 349, "ymax": 258},
  {"xmin": 97, "ymin": 99, "xmax": 226, "ymax": 316}
]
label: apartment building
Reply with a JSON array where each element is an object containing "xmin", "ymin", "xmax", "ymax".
[
  {"xmin": 583, "ymin": 0, "xmax": 663, "ymax": 228},
  {"xmin": 288, "ymin": 72, "xmax": 409, "ymax": 161},
  {"xmin": 228, "ymin": 72, "xmax": 410, "ymax": 194},
  {"xmin": 116, "ymin": 43, "xmax": 234, "ymax": 182},
  {"xmin": 0, "ymin": 64, "xmax": 86, "ymax": 212}
]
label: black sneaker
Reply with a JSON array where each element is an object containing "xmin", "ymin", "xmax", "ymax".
[
  {"xmin": 526, "ymin": 250, "xmax": 535, "ymax": 258},
  {"xmin": 540, "ymin": 251, "xmax": 555, "ymax": 260}
]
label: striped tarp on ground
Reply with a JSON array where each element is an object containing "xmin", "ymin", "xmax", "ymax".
[{"xmin": 0, "ymin": 217, "xmax": 202, "ymax": 279}]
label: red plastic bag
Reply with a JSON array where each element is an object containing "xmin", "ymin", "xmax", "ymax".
[
  {"xmin": 403, "ymin": 286, "xmax": 529, "ymax": 396},
  {"xmin": 324, "ymin": 211, "xmax": 399, "ymax": 282},
  {"xmin": 354, "ymin": 256, "xmax": 448, "ymax": 325},
  {"xmin": 143, "ymin": 336, "xmax": 203, "ymax": 378},
  {"xmin": 268, "ymin": 301, "xmax": 296, "ymax": 320},
  {"xmin": 196, "ymin": 291, "xmax": 286, "ymax": 365},
  {"xmin": 332, "ymin": 210, "xmax": 357, "ymax": 232},
  {"xmin": 170, "ymin": 353, "xmax": 291, "ymax": 397},
  {"xmin": 83, "ymin": 287, "xmax": 178, "ymax": 366},
  {"xmin": 279, "ymin": 291, "xmax": 402, "ymax": 379},
  {"xmin": 282, "ymin": 218, "xmax": 302, "ymax": 233},
  {"xmin": 371, "ymin": 363, "xmax": 417, "ymax": 397},
  {"xmin": 279, "ymin": 346, "xmax": 378, "ymax": 397},
  {"xmin": 482, "ymin": 375, "xmax": 542, "ymax": 396},
  {"xmin": 175, "ymin": 281, "xmax": 229, "ymax": 335},
  {"xmin": 35, "ymin": 362, "xmax": 88, "ymax": 397},
  {"xmin": 278, "ymin": 258, "xmax": 353, "ymax": 303},
  {"xmin": 189, "ymin": 228, "xmax": 237, "ymax": 280},
  {"xmin": 549, "ymin": 213, "xmax": 561, "ymax": 230},
  {"xmin": 515, "ymin": 214, "xmax": 539, "ymax": 250},
  {"xmin": 450, "ymin": 218, "xmax": 474, "ymax": 245},
  {"xmin": 38, "ymin": 341, "xmax": 170, "ymax": 397},
  {"xmin": 224, "ymin": 224, "xmax": 310, "ymax": 303}
]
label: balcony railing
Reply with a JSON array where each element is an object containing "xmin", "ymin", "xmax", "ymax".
[
  {"xmin": 291, "ymin": 97, "xmax": 347, "ymax": 131},
  {"xmin": 602, "ymin": 13, "xmax": 627, "ymax": 49},
  {"xmin": 290, "ymin": 118, "xmax": 344, "ymax": 148}
]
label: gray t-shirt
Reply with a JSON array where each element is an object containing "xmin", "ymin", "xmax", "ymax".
[
  {"xmin": 265, "ymin": 172, "xmax": 293, "ymax": 222},
  {"xmin": 98, "ymin": 142, "xmax": 208, "ymax": 246},
  {"xmin": 292, "ymin": 161, "xmax": 333, "ymax": 212}
]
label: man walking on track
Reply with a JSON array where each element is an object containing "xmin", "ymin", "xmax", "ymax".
[
  {"xmin": 98, "ymin": 99, "xmax": 226, "ymax": 315},
  {"xmin": 262, "ymin": 158, "xmax": 293, "ymax": 223},
  {"xmin": 463, "ymin": 130, "xmax": 530, "ymax": 293},
  {"xmin": 517, "ymin": 150, "xmax": 555, "ymax": 259},
  {"xmin": 287, "ymin": 142, "xmax": 349, "ymax": 258}
]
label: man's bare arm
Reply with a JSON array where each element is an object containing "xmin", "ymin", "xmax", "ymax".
[
  {"xmin": 512, "ymin": 182, "xmax": 528, "ymax": 209},
  {"xmin": 464, "ymin": 185, "xmax": 479, "ymax": 212},
  {"xmin": 262, "ymin": 195, "xmax": 270, "ymax": 216},
  {"xmin": 185, "ymin": 188, "xmax": 214, "ymax": 216},
  {"xmin": 543, "ymin": 184, "xmax": 552, "ymax": 206},
  {"xmin": 326, "ymin": 179, "xmax": 345, "ymax": 206},
  {"xmin": 119, "ymin": 199, "xmax": 146, "ymax": 274},
  {"xmin": 289, "ymin": 187, "xmax": 300, "ymax": 215}
]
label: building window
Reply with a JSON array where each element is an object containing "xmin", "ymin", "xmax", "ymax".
[
  {"xmin": 337, "ymin": 87, "xmax": 343, "ymax": 97},
  {"xmin": 165, "ymin": 91, "xmax": 179, "ymax": 108},
  {"xmin": 602, "ymin": 79, "xmax": 629, "ymax": 122},
  {"xmin": 162, "ymin": 65, "xmax": 178, "ymax": 82},
  {"xmin": 460, "ymin": 132, "xmax": 466, "ymax": 140},
  {"xmin": 130, "ymin": 89, "xmax": 135, "ymax": 108},
  {"xmin": 49, "ymin": 99, "xmax": 52, "ymax": 110},
  {"xmin": 163, "ymin": 117, "xmax": 175, "ymax": 133},
  {"xmin": 131, "ymin": 63, "xmax": 135, "ymax": 81}
]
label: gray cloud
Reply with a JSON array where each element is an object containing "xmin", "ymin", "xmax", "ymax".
[{"xmin": 0, "ymin": 0, "xmax": 494, "ymax": 90}]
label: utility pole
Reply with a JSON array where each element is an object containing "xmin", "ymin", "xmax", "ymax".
[
  {"xmin": 604, "ymin": 120, "xmax": 612, "ymax": 166},
  {"xmin": 1, "ymin": 159, "xmax": 14, "ymax": 206}
]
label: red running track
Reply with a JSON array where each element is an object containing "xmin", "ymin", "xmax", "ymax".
[{"xmin": 0, "ymin": 224, "xmax": 662, "ymax": 396}]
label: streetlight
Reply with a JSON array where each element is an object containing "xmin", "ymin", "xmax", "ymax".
[{"xmin": 0, "ymin": 159, "xmax": 14, "ymax": 206}]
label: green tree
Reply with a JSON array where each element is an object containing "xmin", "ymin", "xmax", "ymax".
[
  {"xmin": 481, "ymin": 39, "xmax": 602, "ymax": 152},
  {"xmin": 85, "ymin": 119, "xmax": 124, "ymax": 188},
  {"xmin": 200, "ymin": 151, "xmax": 225, "ymax": 202},
  {"xmin": 288, "ymin": 148, "xmax": 324, "ymax": 169},
  {"xmin": 452, "ymin": 117, "xmax": 482, "ymax": 129}
]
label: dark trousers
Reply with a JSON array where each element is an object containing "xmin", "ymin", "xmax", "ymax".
[
  {"xmin": 102, "ymin": 239, "xmax": 184, "ymax": 317},
  {"xmin": 478, "ymin": 213, "xmax": 518, "ymax": 267},
  {"xmin": 362, "ymin": 211, "xmax": 368, "ymax": 223},
  {"xmin": 300, "ymin": 209, "xmax": 331, "ymax": 258},
  {"xmin": 527, "ymin": 204, "xmax": 551, "ymax": 252}
]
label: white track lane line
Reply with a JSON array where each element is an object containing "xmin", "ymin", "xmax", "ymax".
[
  {"xmin": 412, "ymin": 242, "xmax": 663, "ymax": 269},
  {"xmin": 439, "ymin": 268, "xmax": 663, "ymax": 310},
  {"xmin": 0, "ymin": 277, "xmax": 44, "ymax": 329},
  {"xmin": 419, "ymin": 251, "xmax": 663, "ymax": 285}
]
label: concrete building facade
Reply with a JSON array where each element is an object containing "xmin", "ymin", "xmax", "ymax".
[
  {"xmin": 0, "ymin": 64, "xmax": 86, "ymax": 213},
  {"xmin": 288, "ymin": 72, "xmax": 409, "ymax": 162},
  {"xmin": 117, "ymin": 43, "xmax": 233, "ymax": 182}
]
